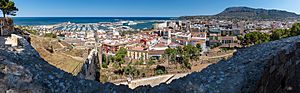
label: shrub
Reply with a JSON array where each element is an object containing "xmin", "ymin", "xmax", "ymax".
[
  {"xmin": 183, "ymin": 62, "xmax": 192, "ymax": 69},
  {"xmin": 154, "ymin": 65, "xmax": 167, "ymax": 75},
  {"xmin": 147, "ymin": 60, "xmax": 156, "ymax": 66},
  {"xmin": 101, "ymin": 54, "xmax": 108, "ymax": 68},
  {"xmin": 44, "ymin": 33, "xmax": 57, "ymax": 38},
  {"xmin": 26, "ymin": 29, "xmax": 38, "ymax": 35},
  {"xmin": 123, "ymin": 65, "xmax": 140, "ymax": 77},
  {"xmin": 102, "ymin": 62, "xmax": 108, "ymax": 68}
]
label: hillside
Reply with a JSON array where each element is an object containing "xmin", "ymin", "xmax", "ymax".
[
  {"xmin": 180, "ymin": 7, "xmax": 300, "ymax": 20},
  {"xmin": 29, "ymin": 35, "xmax": 88, "ymax": 75}
]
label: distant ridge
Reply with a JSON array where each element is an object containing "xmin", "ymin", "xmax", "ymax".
[{"xmin": 180, "ymin": 7, "xmax": 300, "ymax": 21}]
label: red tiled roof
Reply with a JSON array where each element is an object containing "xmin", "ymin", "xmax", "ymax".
[
  {"xmin": 154, "ymin": 42, "xmax": 167, "ymax": 47},
  {"xmin": 148, "ymin": 50, "xmax": 165, "ymax": 55}
]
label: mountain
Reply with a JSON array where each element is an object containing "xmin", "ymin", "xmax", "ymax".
[{"xmin": 180, "ymin": 7, "xmax": 300, "ymax": 20}]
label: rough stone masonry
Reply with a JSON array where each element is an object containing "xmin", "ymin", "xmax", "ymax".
[{"xmin": 0, "ymin": 33, "xmax": 299, "ymax": 93}]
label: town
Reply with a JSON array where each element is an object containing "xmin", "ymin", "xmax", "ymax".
[
  {"xmin": 16, "ymin": 18, "xmax": 299, "ymax": 88},
  {"xmin": 21, "ymin": 19, "xmax": 297, "ymax": 58},
  {"xmin": 0, "ymin": 0, "xmax": 300, "ymax": 92}
]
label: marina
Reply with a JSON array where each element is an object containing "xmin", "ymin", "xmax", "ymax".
[{"xmin": 25, "ymin": 19, "xmax": 172, "ymax": 32}]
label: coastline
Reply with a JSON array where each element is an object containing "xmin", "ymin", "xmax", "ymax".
[{"xmin": 12, "ymin": 17, "xmax": 176, "ymax": 26}]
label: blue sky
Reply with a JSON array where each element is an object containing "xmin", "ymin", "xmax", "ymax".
[{"xmin": 13, "ymin": 0, "xmax": 300, "ymax": 17}]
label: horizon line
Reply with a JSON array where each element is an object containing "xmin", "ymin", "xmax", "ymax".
[{"xmin": 11, "ymin": 16, "xmax": 179, "ymax": 18}]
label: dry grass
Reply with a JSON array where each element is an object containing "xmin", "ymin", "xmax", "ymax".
[{"xmin": 30, "ymin": 35, "xmax": 86, "ymax": 75}]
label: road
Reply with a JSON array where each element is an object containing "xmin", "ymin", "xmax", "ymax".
[
  {"xmin": 114, "ymin": 63, "xmax": 212, "ymax": 89},
  {"xmin": 115, "ymin": 73, "xmax": 190, "ymax": 89}
]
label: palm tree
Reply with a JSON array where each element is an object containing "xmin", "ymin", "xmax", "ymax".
[{"xmin": 0, "ymin": 0, "xmax": 18, "ymax": 18}]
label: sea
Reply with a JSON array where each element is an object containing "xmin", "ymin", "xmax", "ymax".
[{"xmin": 12, "ymin": 17, "xmax": 175, "ymax": 30}]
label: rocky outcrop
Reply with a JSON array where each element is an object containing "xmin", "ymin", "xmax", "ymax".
[
  {"xmin": 0, "ymin": 34, "xmax": 299, "ymax": 93},
  {"xmin": 0, "ymin": 18, "xmax": 14, "ymax": 36}
]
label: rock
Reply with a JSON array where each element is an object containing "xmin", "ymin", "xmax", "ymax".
[
  {"xmin": 0, "ymin": 56, "xmax": 5, "ymax": 61},
  {"xmin": 269, "ymin": 65, "xmax": 276, "ymax": 73}
]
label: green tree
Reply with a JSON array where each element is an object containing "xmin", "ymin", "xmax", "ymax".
[
  {"xmin": 124, "ymin": 65, "xmax": 140, "ymax": 77},
  {"xmin": 239, "ymin": 23, "xmax": 300, "ymax": 47},
  {"xmin": 271, "ymin": 29, "xmax": 290, "ymax": 41},
  {"xmin": 183, "ymin": 44, "xmax": 200, "ymax": 61},
  {"xmin": 243, "ymin": 32, "xmax": 270, "ymax": 46},
  {"xmin": 290, "ymin": 23, "xmax": 300, "ymax": 36},
  {"xmin": 102, "ymin": 54, "xmax": 108, "ymax": 68},
  {"xmin": 163, "ymin": 48, "xmax": 177, "ymax": 64},
  {"xmin": 182, "ymin": 55, "xmax": 191, "ymax": 69},
  {"xmin": 271, "ymin": 29, "xmax": 283, "ymax": 40},
  {"xmin": 0, "ymin": 0, "xmax": 18, "ymax": 17},
  {"xmin": 237, "ymin": 35, "xmax": 244, "ymax": 41},
  {"xmin": 176, "ymin": 46, "xmax": 183, "ymax": 54},
  {"xmin": 196, "ymin": 44, "xmax": 203, "ymax": 53},
  {"xmin": 163, "ymin": 45, "xmax": 201, "ymax": 69},
  {"xmin": 154, "ymin": 65, "xmax": 167, "ymax": 75},
  {"xmin": 24, "ymin": 29, "xmax": 38, "ymax": 35},
  {"xmin": 147, "ymin": 59, "xmax": 156, "ymax": 66},
  {"xmin": 175, "ymin": 46, "xmax": 183, "ymax": 62},
  {"xmin": 114, "ymin": 47, "xmax": 127, "ymax": 67}
]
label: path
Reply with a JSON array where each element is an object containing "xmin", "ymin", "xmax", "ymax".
[
  {"xmin": 115, "ymin": 73, "xmax": 188, "ymax": 89},
  {"xmin": 200, "ymin": 52, "xmax": 234, "ymax": 60}
]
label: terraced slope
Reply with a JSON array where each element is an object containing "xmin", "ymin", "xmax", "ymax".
[{"xmin": 29, "ymin": 35, "xmax": 87, "ymax": 75}]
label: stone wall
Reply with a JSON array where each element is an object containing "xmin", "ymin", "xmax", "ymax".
[
  {"xmin": 0, "ymin": 18, "xmax": 14, "ymax": 36},
  {"xmin": 0, "ymin": 34, "xmax": 299, "ymax": 93},
  {"xmin": 0, "ymin": 35, "xmax": 103, "ymax": 93},
  {"xmin": 254, "ymin": 41, "xmax": 300, "ymax": 93},
  {"xmin": 77, "ymin": 49, "xmax": 100, "ymax": 81}
]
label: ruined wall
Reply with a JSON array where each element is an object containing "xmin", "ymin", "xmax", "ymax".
[
  {"xmin": 77, "ymin": 49, "xmax": 99, "ymax": 81},
  {"xmin": 0, "ymin": 34, "xmax": 299, "ymax": 93},
  {"xmin": 0, "ymin": 18, "xmax": 14, "ymax": 36}
]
